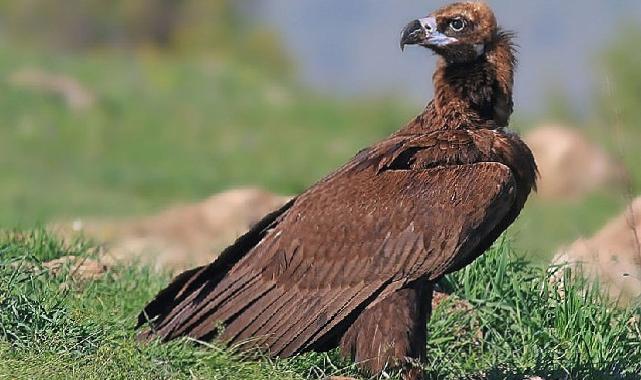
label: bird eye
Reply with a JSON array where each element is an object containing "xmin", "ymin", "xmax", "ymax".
[{"xmin": 449, "ymin": 18, "xmax": 466, "ymax": 32}]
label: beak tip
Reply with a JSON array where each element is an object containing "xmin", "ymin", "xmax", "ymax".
[{"xmin": 400, "ymin": 19, "xmax": 426, "ymax": 52}]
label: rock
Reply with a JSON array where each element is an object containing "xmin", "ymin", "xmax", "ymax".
[
  {"xmin": 54, "ymin": 188, "xmax": 291, "ymax": 272},
  {"xmin": 523, "ymin": 123, "xmax": 626, "ymax": 199},
  {"xmin": 552, "ymin": 196, "xmax": 641, "ymax": 303},
  {"xmin": 431, "ymin": 290, "xmax": 450, "ymax": 309},
  {"xmin": 42, "ymin": 255, "xmax": 107, "ymax": 281},
  {"xmin": 8, "ymin": 68, "xmax": 95, "ymax": 110}
]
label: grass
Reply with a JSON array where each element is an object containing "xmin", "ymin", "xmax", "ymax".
[
  {"xmin": 0, "ymin": 47, "xmax": 411, "ymax": 228},
  {"xmin": 1, "ymin": 13, "xmax": 641, "ymax": 380},
  {"xmin": 1, "ymin": 46, "xmax": 640, "ymax": 261},
  {"xmin": 1, "ymin": 230, "xmax": 639, "ymax": 380}
]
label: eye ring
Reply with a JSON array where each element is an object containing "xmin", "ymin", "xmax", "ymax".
[{"xmin": 449, "ymin": 18, "xmax": 466, "ymax": 32}]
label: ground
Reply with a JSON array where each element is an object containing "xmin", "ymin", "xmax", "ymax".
[{"xmin": 1, "ymin": 230, "xmax": 639, "ymax": 380}]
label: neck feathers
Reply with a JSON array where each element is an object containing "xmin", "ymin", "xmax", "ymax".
[{"xmin": 420, "ymin": 30, "xmax": 516, "ymax": 131}]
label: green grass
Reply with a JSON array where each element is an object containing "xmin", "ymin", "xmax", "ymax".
[
  {"xmin": 1, "ymin": 46, "xmax": 640, "ymax": 261},
  {"xmin": 0, "ymin": 47, "xmax": 412, "ymax": 228},
  {"xmin": 510, "ymin": 191, "xmax": 629, "ymax": 261},
  {"xmin": 1, "ymin": 231, "xmax": 639, "ymax": 380}
]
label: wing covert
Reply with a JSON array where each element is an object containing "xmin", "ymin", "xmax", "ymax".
[{"xmin": 138, "ymin": 148, "xmax": 517, "ymax": 357}]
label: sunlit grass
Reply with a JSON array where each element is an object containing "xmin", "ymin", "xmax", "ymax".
[
  {"xmin": 0, "ymin": 48, "xmax": 412, "ymax": 228},
  {"xmin": 1, "ymin": 231, "xmax": 639, "ymax": 379}
]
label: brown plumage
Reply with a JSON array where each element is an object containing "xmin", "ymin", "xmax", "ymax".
[{"xmin": 136, "ymin": 2, "xmax": 537, "ymax": 379}]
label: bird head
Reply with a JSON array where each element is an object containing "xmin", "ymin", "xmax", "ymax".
[{"xmin": 400, "ymin": 2, "xmax": 498, "ymax": 63}]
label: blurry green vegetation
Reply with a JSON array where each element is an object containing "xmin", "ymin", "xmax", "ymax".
[
  {"xmin": 1, "ymin": 231, "xmax": 639, "ymax": 379},
  {"xmin": 511, "ymin": 193, "xmax": 628, "ymax": 260},
  {"xmin": 541, "ymin": 84, "xmax": 582, "ymax": 125},
  {"xmin": 510, "ymin": 25, "xmax": 641, "ymax": 260},
  {"xmin": 596, "ymin": 24, "xmax": 641, "ymax": 191},
  {"xmin": 0, "ymin": 0, "xmax": 291, "ymax": 76},
  {"xmin": 599, "ymin": 26, "xmax": 641, "ymax": 136},
  {"xmin": 1, "ymin": 4, "xmax": 640, "ymax": 262},
  {"xmin": 0, "ymin": 47, "xmax": 411, "ymax": 227}
]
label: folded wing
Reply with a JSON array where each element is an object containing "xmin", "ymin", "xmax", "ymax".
[{"xmin": 137, "ymin": 157, "xmax": 516, "ymax": 357}]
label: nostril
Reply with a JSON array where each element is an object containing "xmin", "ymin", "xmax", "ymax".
[{"xmin": 419, "ymin": 18, "xmax": 434, "ymax": 33}]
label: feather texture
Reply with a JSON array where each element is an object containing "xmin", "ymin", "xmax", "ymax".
[{"xmin": 137, "ymin": 3, "xmax": 538, "ymax": 379}]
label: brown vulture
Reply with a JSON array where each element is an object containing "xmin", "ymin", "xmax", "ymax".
[{"xmin": 137, "ymin": 2, "xmax": 538, "ymax": 379}]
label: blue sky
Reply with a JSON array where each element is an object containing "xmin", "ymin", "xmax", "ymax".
[{"xmin": 256, "ymin": 0, "xmax": 641, "ymax": 115}]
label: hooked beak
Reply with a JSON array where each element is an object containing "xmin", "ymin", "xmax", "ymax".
[{"xmin": 400, "ymin": 16, "xmax": 457, "ymax": 50}]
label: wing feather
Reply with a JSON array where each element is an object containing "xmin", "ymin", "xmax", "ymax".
[
  {"xmin": 223, "ymin": 286, "xmax": 288, "ymax": 343},
  {"xmin": 138, "ymin": 131, "xmax": 521, "ymax": 358}
]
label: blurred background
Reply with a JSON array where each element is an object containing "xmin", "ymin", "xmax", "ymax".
[{"xmin": 1, "ymin": 0, "xmax": 641, "ymax": 274}]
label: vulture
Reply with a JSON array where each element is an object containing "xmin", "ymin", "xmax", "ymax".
[{"xmin": 137, "ymin": 2, "xmax": 538, "ymax": 379}]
